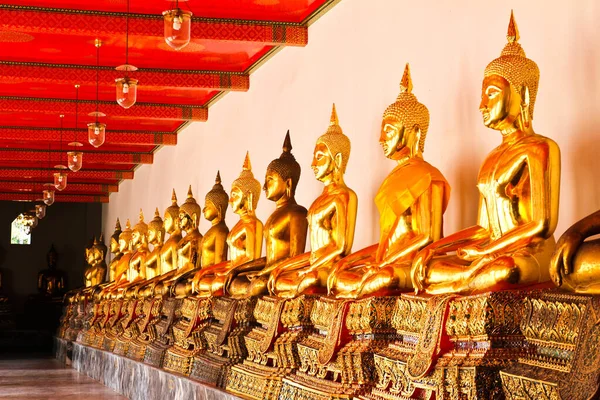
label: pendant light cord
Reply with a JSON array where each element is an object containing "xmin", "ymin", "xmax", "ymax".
[
  {"xmin": 125, "ymin": 0, "xmax": 130, "ymax": 67},
  {"xmin": 96, "ymin": 42, "xmax": 100, "ymax": 120},
  {"xmin": 75, "ymin": 85, "xmax": 79, "ymax": 142}
]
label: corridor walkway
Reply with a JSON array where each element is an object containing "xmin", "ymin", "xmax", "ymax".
[{"xmin": 0, "ymin": 357, "xmax": 125, "ymax": 400}]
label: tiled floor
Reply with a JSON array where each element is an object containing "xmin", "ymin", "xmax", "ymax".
[{"xmin": 0, "ymin": 357, "xmax": 126, "ymax": 400}]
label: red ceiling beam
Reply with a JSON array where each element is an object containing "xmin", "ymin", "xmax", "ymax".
[
  {"xmin": 0, "ymin": 169, "xmax": 133, "ymax": 181},
  {"xmin": 0, "ymin": 150, "xmax": 152, "ymax": 165},
  {"xmin": 0, "ymin": 192, "xmax": 109, "ymax": 203},
  {"xmin": 0, "ymin": 7, "xmax": 308, "ymax": 46},
  {"xmin": 0, "ymin": 97, "xmax": 208, "ymax": 122},
  {"xmin": 0, "ymin": 127, "xmax": 177, "ymax": 146},
  {"xmin": 0, "ymin": 62, "xmax": 250, "ymax": 92},
  {"xmin": 0, "ymin": 181, "xmax": 118, "ymax": 194}
]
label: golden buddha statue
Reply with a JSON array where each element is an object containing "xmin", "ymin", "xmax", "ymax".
[
  {"xmin": 201, "ymin": 172, "xmax": 230, "ymax": 268},
  {"xmin": 126, "ymin": 210, "xmax": 149, "ymax": 286},
  {"xmin": 226, "ymin": 133, "xmax": 308, "ymax": 298},
  {"xmin": 411, "ymin": 12, "xmax": 560, "ymax": 295},
  {"xmin": 191, "ymin": 154, "xmax": 263, "ymax": 297},
  {"xmin": 144, "ymin": 208, "xmax": 165, "ymax": 280},
  {"xmin": 108, "ymin": 219, "xmax": 123, "ymax": 282},
  {"xmin": 86, "ymin": 235, "xmax": 107, "ymax": 287},
  {"xmin": 83, "ymin": 237, "xmax": 95, "ymax": 287},
  {"xmin": 550, "ymin": 210, "xmax": 600, "ymax": 293},
  {"xmin": 266, "ymin": 108, "xmax": 355, "ymax": 298},
  {"xmin": 38, "ymin": 244, "xmax": 66, "ymax": 297},
  {"xmin": 327, "ymin": 66, "xmax": 450, "ymax": 299},
  {"xmin": 161, "ymin": 190, "xmax": 181, "ymax": 275},
  {"xmin": 102, "ymin": 220, "xmax": 134, "ymax": 294}
]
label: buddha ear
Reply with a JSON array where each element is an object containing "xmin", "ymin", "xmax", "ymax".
[
  {"xmin": 334, "ymin": 152, "xmax": 343, "ymax": 171},
  {"xmin": 413, "ymin": 125, "xmax": 422, "ymax": 153},
  {"xmin": 285, "ymin": 177, "xmax": 293, "ymax": 198},
  {"xmin": 247, "ymin": 190, "xmax": 254, "ymax": 213},
  {"xmin": 520, "ymin": 85, "xmax": 531, "ymax": 127}
]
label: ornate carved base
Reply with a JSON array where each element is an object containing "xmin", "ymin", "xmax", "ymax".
[
  {"xmin": 163, "ymin": 297, "xmax": 212, "ymax": 375},
  {"xmin": 280, "ymin": 296, "xmax": 397, "ymax": 400},
  {"xmin": 227, "ymin": 295, "xmax": 316, "ymax": 400},
  {"xmin": 362, "ymin": 291, "xmax": 529, "ymax": 400},
  {"xmin": 500, "ymin": 290, "xmax": 600, "ymax": 400},
  {"xmin": 190, "ymin": 297, "xmax": 257, "ymax": 387},
  {"xmin": 143, "ymin": 297, "xmax": 181, "ymax": 368}
]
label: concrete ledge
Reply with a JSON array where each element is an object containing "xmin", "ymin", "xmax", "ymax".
[
  {"xmin": 54, "ymin": 336, "xmax": 72, "ymax": 366},
  {"xmin": 71, "ymin": 341, "xmax": 241, "ymax": 400}
]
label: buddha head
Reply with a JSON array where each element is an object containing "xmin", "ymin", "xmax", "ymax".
[
  {"xmin": 179, "ymin": 186, "xmax": 201, "ymax": 231},
  {"xmin": 85, "ymin": 237, "xmax": 95, "ymax": 264},
  {"xmin": 110, "ymin": 218, "xmax": 122, "ymax": 255},
  {"xmin": 264, "ymin": 131, "xmax": 301, "ymax": 202},
  {"xmin": 164, "ymin": 189, "xmax": 180, "ymax": 235},
  {"xmin": 312, "ymin": 104, "xmax": 351, "ymax": 182},
  {"xmin": 204, "ymin": 171, "xmax": 229, "ymax": 223},
  {"xmin": 132, "ymin": 209, "xmax": 148, "ymax": 248},
  {"xmin": 94, "ymin": 233, "xmax": 108, "ymax": 262},
  {"xmin": 380, "ymin": 63, "xmax": 429, "ymax": 160},
  {"xmin": 148, "ymin": 208, "xmax": 165, "ymax": 246},
  {"xmin": 481, "ymin": 11, "xmax": 539, "ymax": 131},
  {"xmin": 231, "ymin": 152, "xmax": 261, "ymax": 215},
  {"xmin": 118, "ymin": 219, "xmax": 133, "ymax": 253}
]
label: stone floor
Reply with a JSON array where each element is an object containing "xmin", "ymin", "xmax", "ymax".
[{"xmin": 0, "ymin": 357, "xmax": 126, "ymax": 400}]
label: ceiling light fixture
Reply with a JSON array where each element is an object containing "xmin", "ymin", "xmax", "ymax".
[
  {"xmin": 54, "ymin": 115, "xmax": 68, "ymax": 190},
  {"xmin": 67, "ymin": 84, "xmax": 83, "ymax": 172},
  {"xmin": 88, "ymin": 39, "xmax": 106, "ymax": 147},
  {"xmin": 116, "ymin": 0, "xmax": 138, "ymax": 109},
  {"xmin": 163, "ymin": 0, "xmax": 193, "ymax": 50}
]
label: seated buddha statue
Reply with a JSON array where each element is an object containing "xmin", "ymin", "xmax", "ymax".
[
  {"xmin": 154, "ymin": 187, "xmax": 203, "ymax": 296},
  {"xmin": 411, "ymin": 13, "xmax": 560, "ymax": 295},
  {"xmin": 550, "ymin": 210, "xmax": 600, "ymax": 293},
  {"xmin": 267, "ymin": 105, "xmax": 356, "ymax": 299},
  {"xmin": 226, "ymin": 132, "xmax": 308, "ymax": 298},
  {"xmin": 38, "ymin": 244, "xmax": 66, "ymax": 297},
  {"xmin": 144, "ymin": 209, "xmax": 165, "ymax": 280},
  {"xmin": 108, "ymin": 219, "xmax": 123, "ymax": 282},
  {"xmin": 86, "ymin": 236, "xmax": 107, "ymax": 287},
  {"xmin": 191, "ymin": 153, "xmax": 263, "ymax": 297},
  {"xmin": 101, "ymin": 220, "xmax": 134, "ymax": 296},
  {"xmin": 328, "ymin": 65, "xmax": 450, "ymax": 298}
]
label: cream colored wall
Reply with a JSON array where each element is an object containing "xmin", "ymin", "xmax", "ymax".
[{"xmin": 103, "ymin": 0, "xmax": 600, "ymax": 258}]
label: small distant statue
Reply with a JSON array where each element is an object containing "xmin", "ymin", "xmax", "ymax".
[{"xmin": 38, "ymin": 244, "xmax": 66, "ymax": 297}]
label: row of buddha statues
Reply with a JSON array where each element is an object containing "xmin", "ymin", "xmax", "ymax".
[{"xmin": 58, "ymin": 12, "xmax": 600, "ymax": 400}]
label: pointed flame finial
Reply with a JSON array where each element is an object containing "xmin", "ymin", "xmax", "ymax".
[
  {"xmin": 99, "ymin": 232, "xmax": 104, "ymax": 242},
  {"xmin": 139, "ymin": 208, "xmax": 144, "ymax": 222},
  {"xmin": 507, "ymin": 10, "xmax": 520, "ymax": 43},
  {"xmin": 93, "ymin": 235, "xmax": 98, "ymax": 244},
  {"xmin": 283, "ymin": 130, "xmax": 292, "ymax": 153},
  {"xmin": 243, "ymin": 151, "xmax": 252, "ymax": 171},
  {"xmin": 125, "ymin": 219, "xmax": 131, "ymax": 230},
  {"xmin": 171, "ymin": 188, "xmax": 177, "ymax": 205},
  {"xmin": 215, "ymin": 170, "xmax": 222, "ymax": 185},
  {"xmin": 154, "ymin": 207, "xmax": 160, "ymax": 218},
  {"xmin": 115, "ymin": 218, "xmax": 121, "ymax": 230},
  {"xmin": 400, "ymin": 63, "xmax": 413, "ymax": 94},
  {"xmin": 330, "ymin": 103, "xmax": 339, "ymax": 126},
  {"xmin": 187, "ymin": 185, "xmax": 193, "ymax": 199}
]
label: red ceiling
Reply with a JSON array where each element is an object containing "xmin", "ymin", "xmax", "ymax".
[{"xmin": 0, "ymin": 0, "xmax": 339, "ymax": 202}]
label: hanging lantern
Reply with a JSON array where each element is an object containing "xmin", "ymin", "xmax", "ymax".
[
  {"xmin": 43, "ymin": 189, "xmax": 55, "ymax": 206},
  {"xmin": 53, "ymin": 171, "xmax": 67, "ymax": 191},
  {"xmin": 26, "ymin": 212, "xmax": 38, "ymax": 229},
  {"xmin": 115, "ymin": 75, "xmax": 138, "ymax": 109},
  {"xmin": 163, "ymin": 6, "xmax": 192, "ymax": 50},
  {"xmin": 67, "ymin": 151, "xmax": 83, "ymax": 172},
  {"xmin": 35, "ymin": 204, "xmax": 46, "ymax": 219},
  {"xmin": 87, "ymin": 121, "xmax": 106, "ymax": 148}
]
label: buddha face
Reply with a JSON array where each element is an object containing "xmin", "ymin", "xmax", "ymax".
[
  {"xmin": 203, "ymin": 200, "xmax": 219, "ymax": 222},
  {"xmin": 379, "ymin": 117, "xmax": 407, "ymax": 158},
  {"xmin": 118, "ymin": 235, "xmax": 130, "ymax": 253},
  {"xmin": 230, "ymin": 187, "xmax": 246, "ymax": 214},
  {"xmin": 110, "ymin": 238, "xmax": 119, "ymax": 254},
  {"xmin": 312, "ymin": 142, "xmax": 334, "ymax": 181},
  {"xmin": 132, "ymin": 230, "xmax": 141, "ymax": 247},
  {"xmin": 480, "ymin": 75, "xmax": 521, "ymax": 131},
  {"xmin": 263, "ymin": 170, "xmax": 288, "ymax": 201},
  {"xmin": 164, "ymin": 212, "xmax": 177, "ymax": 234},
  {"xmin": 178, "ymin": 210, "xmax": 193, "ymax": 231},
  {"xmin": 147, "ymin": 227, "xmax": 157, "ymax": 245}
]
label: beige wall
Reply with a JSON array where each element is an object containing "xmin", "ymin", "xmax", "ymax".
[{"xmin": 103, "ymin": 0, "xmax": 600, "ymax": 258}]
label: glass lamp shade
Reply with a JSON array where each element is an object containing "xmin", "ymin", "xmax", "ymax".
[
  {"xmin": 115, "ymin": 77, "xmax": 138, "ymax": 109},
  {"xmin": 163, "ymin": 9, "xmax": 193, "ymax": 50},
  {"xmin": 43, "ymin": 189, "xmax": 55, "ymax": 206},
  {"xmin": 88, "ymin": 122, "xmax": 106, "ymax": 148},
  {"xmin": 53, "ymin": 171, "xmax": 68, "ymax": 191},
  {"xmin": 35, "ymin": 204, "xmax": 46, "ymax": 219},
  {"xmin": 28, "ymin": 213, "xmax": 38, "ymax": 229},
  {"xmin": 67, "ymin": 151, "xmax": 83, "ymax": 172}
]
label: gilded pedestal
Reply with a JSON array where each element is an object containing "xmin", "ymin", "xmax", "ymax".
[
  {"xmin": 162, "ymin": 296, "xmax": 212, "ymax": 375},
  {"xmin": 114, "ymin": 299, "xmax": 143, "ymax": 356},
  {"xmin": 500, "ymin": 290, "xmax": 600, "ymax": 399},
  {"xmin": 101, "ymin": 299, "xmax": 126, "ymax": 352},
  {"xmin": 190, "ymin": 297, "xmax": 257, "ymax": 387},
  {"xmin": 127, "ymin": 297, "xmax": 163, "ymax": 361},
  {"xmin": 227, "ymin": 295, "xmax": 316, "ymax": 399},
  {"xmin": 144, "ymin": 297, "xmax": 182, "ymax": 368},
  {"xmin": 279, "ymin": 296, "xmax": 396, "ymax": 400},
  {"xmin": 363, "ymin": 291, "xmax": 529, "ymax": 400}
]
